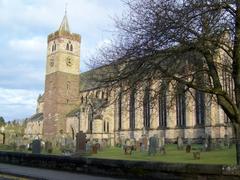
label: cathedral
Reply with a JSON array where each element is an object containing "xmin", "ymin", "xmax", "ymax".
[{"xmin": 24, "ymin": 14, "xmax": 234, "ymax": 145}]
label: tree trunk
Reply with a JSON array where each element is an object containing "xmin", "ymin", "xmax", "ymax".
[{"xmin": 234, "ymin": 124, "xmax": 240, "ymax": 165}]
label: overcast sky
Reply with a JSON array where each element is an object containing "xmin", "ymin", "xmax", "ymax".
[{"xmin": 0, "ymin": 0, "xmax": 125, "ymax": 121}]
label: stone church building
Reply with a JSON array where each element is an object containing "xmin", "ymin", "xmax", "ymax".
[{"xmin": 24, "ymin": 14, "xmax": 234, "ymax": 145}]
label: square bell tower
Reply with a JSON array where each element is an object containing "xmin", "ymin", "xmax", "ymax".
[{"xmin": 43, "ymin": 12, "xmax": 81, "ymax": 139}]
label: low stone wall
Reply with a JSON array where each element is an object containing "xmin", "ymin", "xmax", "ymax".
[{"xmin": 0, "ymin": 151, "xmax": 239, "ymax": 179}]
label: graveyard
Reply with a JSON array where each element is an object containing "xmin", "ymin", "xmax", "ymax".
[
  {"xmin": 90, "ymin": 144, "xmax": 236, "ymax": 165},
  {"xmin": 0, "ymin": 136, "xmax": 236, "ymax": 165}
]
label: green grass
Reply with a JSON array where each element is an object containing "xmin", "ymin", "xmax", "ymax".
[{"xmin": 88, "ymin": 144, "xmax": 236, "ymax": 165}]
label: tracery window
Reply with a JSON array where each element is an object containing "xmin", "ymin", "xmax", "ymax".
[
  {"xmin": 143, "ymin": 87, "xmax": 151, "ymax": 128},
  {"xmin": 129, "ymin": 88, "xmax": 136, "ymax": 130},
  {"xmin": 176, "ymin": 84, "xmax": 186, "ymax": 127}
]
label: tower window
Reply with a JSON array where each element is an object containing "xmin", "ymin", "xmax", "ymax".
[
  {"xmin": 81, "ymin": 96, "xmax": 84, "ymax": 103},
  {"xmin": 66, "ymin": 43, "xmax": 69, "ymax": 50},
  {"xmin": 70, "ymin": 44, "xmax": 73, "ymax": 51},
  {"xmin": 52, "ymin": 42, "xmax": 56, "ymax": 52}
]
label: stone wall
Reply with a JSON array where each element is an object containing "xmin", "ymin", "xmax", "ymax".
[{"xmin": 0, "ymin": 151, "xmax": 239, "ymax": 179}]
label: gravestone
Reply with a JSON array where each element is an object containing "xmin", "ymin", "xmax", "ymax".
[
  {"xmin": 148, "ymin": 136, "xmax": 158, "ymax": 156},
  {"xmin": 224, "ymin": 134, "xmax": 231, "ymax": 148},
  {"xmin": 45, "ymin": 141, "xmax": 53, "ymax": 153},
  {"xmin": 186, "ymin": 138, "xmax": 191, "ymax": 153},
  {"xmin": 130, "ymin": 138, "xmax": 136, "ymax": 151},
  {"xmin": 159, "ymin": 136, "xmax": 166, "ymax": 155},
  {"xmin": 32, "ymin": 139, "xmax": 41, "ymax": 154},
  {"xmin": 142, "ymin": 136, "xmax": 148, "ymax": 151},
  {"xmin": 85, "ymin": 141, "xmax": 92, "ymax": 153},
  {"xmin": 177, "ymin": 136, "xmax": 184, "ymax": 150},
  {"xmin": 203, "ymin": 134, "xmax": 211, "ymax": 151},
  {"xmin": 193, "ymin": 152, "xmax": 201, "ymax": 160},
  {"xmin": 76, "ymin": 131, "xmax": 86, "ymax": 153}
]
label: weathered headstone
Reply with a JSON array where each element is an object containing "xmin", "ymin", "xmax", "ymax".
[
  {"xmin": 32, "ymin": 139, "xmax": 41, "ymax": 154},
  {"xmin": 224, "ymin": 134, "xmax": 231, "ymax": 148},
  {"xmin": 148, "ymin": 136, "xmax": 158, "ymax": 156},
  {"xmin": 193, "ymin": 152, "xmax": 201, "ymax": 160},
  {"xmin": 85, "ymin": 141, "xmax": 92, "ymax": 153},
  {"xmin": 186, "ymin": 138, "xmax": 191, "ymax": 153},
  {"xmin": 142, "ymin": 136, "xmax": 148, "ymax": 151},
  {"xmin": 45, "ymin": 141, "xmax": 53, "ymax": 153},
  {"xmin": 75, "ymin": 131, "xmax": 86, "ymax": 153},
  {"xmin": 203, "ymin": 134, "xmax": 212, "ymax": 151},
  {"xmin": 158, "ymin": 136, "xmax": 165, "ymax": 155},
  {"xmin": 177, "ymin": 136, "xmax": 184, "ymax": 150}
]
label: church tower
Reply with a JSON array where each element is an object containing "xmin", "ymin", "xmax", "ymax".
[{"xmin": 43, "ymin": 12, "xmax": 81, "ymax": 138}]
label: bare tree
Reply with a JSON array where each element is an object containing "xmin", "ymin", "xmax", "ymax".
[{"xmin": 89, "ymin": 0, "xmax": 240, "ymax": 164}]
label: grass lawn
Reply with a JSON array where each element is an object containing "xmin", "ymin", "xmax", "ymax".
[{"xmin": 89, "ymin": 144, "xmax": 236, "ymax": 165}]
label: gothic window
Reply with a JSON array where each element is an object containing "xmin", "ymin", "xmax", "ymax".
[
  {"xmin": 102, "ymin": 91, "xmax": 105, "ymax": 99},
  {"xmin": 103, "ymin": 121, "xmax": 106, "ymax": 132},
  {"xmin": 143, "ymin": 87, "xmax": 151, "ymax": 128},
  {"xmin": 222, "ymin": 68, "xmax": 234, "ymax": 123},
  {"xmin": 118, "ymin": 91, "xmax": 122, "ymax": 130},
  {"xmin": 81, "ymin": 96, "xmax": 84, "ymax": 103},
  {"xmin": 195, "ymin": 90, "xmax": 205, "ymax": 125},
  {"xmin": 88, "ymin": 107, "xmax": 93, "ymax": 132},
  {"xmin": 107, "ymin": 122, "xmax": 109, "ymax": 132},
  {"xmin": 176, "ymin": 84, "xmax": 186, "ymax": 127},
  {"xmin": 52, "ymin": 41, "xmax": 56, "ymax": 52},
  {"xmin": 70, "ymin": 44, "xmax": 73, "ymax": 51},
  {"xmin": 129, "ymin": 88, "xmax": 136, "ymax": 130},
  {"xmin": 159, "ymin": 82, "xmax": 167, "ymax": 128}
]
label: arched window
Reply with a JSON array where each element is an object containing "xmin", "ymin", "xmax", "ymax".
[
  {"xmin": 102, "ymin": 91, "xmax": 105, "ymax": 99},
  {"xmin": 159, "ymin": 81, "xmax": 167, "ymax": 128},
  {"xmin": 143, "ymin": 86, "xmax": 151, "ymax": 128},
  {"xmin": 66, "ymin": 43, "xmax": 69, "ymax": 50},
  {"xmin": 81, "ymin": 96, "xmax": 84, "ymax": 103},
  {"xmin": 103, "ymin": 121, "xmax": 106, "ymax": 132},
  {"xmin": 107, "ymin": 122, "xmax": 109, "ymax": 132},
  {"xmin": 176, "ymin": 84, "xmax": 186, "ymax": 127},
  {"xmin": 52, "ymin": 41, "xmax": 56, "ymax": 52},
  {"xmin": 118, "ymin": 91, "xmax": 122, "ymax": 130},
  {"xmin": 129, "ymin": 88, "xmax": 136, "ymax": 130},
  {"xmin": 70, "ymin": 44, "xmax": 73, "ymax": 51},
  {"xmin": 195, "ymin": 90, "xmax": 205, "ymax": 125},
  {"xmin": 88, "ymin": 107, "xmax": 93, "ymax": 133}
]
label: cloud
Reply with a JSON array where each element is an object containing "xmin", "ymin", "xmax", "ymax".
[
  {"xmin": 0, "ymin": 88, "xmax": 41, "ymax": 121},
  {"xmin": 8, "ymin": 36, "xmax": 46, "ymax": 60}
]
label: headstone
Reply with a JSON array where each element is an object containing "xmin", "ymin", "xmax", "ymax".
[
  {"xmin": 45, "ymin": 141, "xmax": 53, "ymax": 153},
  {"xmin": 186, "ymin": 138, "xmax": 191, "ymax": 153},
  {"xmin": 142, "ymin": 136, "xmax": 148, "ymax": 151},
  {"xmin": 159, "ymin": 136, "xmax": 166, "ymax": 155},
  {"xmin": 148, "ymin": 136, "xmax": 158, "ymax": 156},
  {"xmin": 85, "ymin": 141, "xmax": 92, "ymax": 153},
  {"xmin": 76, "ymin": 131, "xmax": 86, "ymax": 153},
  {"xmin": 130, "ymin": 138, "xmax": 136, "ymax": 151},
  {"xmin": 224, "ymin": 135, "xmax": 231, "ymax": 148},
  {"xmin": 203, "ymin": 134, "xmax": 211, "ymax": 151},
  {"xmin": 32, "ymin": 139, "xmax": 41, "ymax": 154},
  {"xmin": 193, "ymin": 152, "xmax": 201, "ymax": 160},
  {"xmin": 136, "ymin": 141, "xmax": 141, "ymax": 151},
  {"xmin": 177, "ymin": 136, "xmax": 183, "ymax": 150}
]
